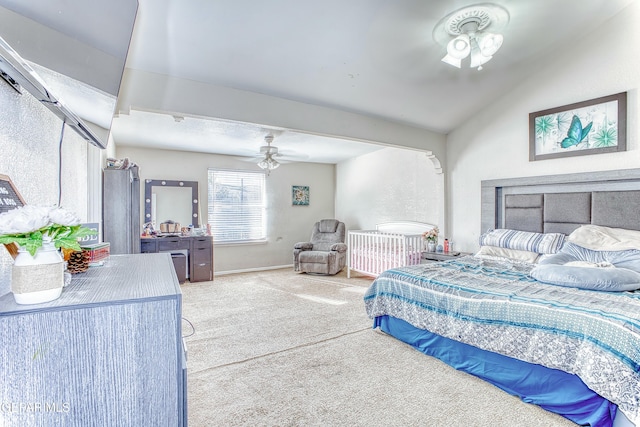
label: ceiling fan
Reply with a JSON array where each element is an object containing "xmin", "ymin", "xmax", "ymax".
[{"xmin": 256, "ymin": 133, "xmax": 281, "ymax": 174}]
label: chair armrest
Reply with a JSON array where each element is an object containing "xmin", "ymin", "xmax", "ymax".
[
  {"xmin": 294, "ymin": 242, "xmax": 314, "ymax": 250},
  {"xmin": 330, "ymin": 243, "xmax": 347, "ymax": 253}
]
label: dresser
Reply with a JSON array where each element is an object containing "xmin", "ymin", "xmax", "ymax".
[
  {"xmin": 0, "ymin": 254, "xmax": 186, "ymax": 427},
  {"xmin": 141, "ymin": 235, "xmax": 213, "ymax": 282}
]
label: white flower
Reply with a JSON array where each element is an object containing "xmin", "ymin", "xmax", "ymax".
[
  {"xmin": 0, "ymin": 205, "xmax": 51, "ymax": 235},
  {"xmin": 0, "ymin": 205, "xmax": 95, "ymax": 256},
  {"xmin": 422, "ymin": 226, "xmax": 439, "ymax": 242},
  {"xmin": 47, "ymin": 206, "xmax": 80, "ymax": 226}
]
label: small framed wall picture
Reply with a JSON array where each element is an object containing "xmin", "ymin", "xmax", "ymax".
[
  {"xmin": 292, "ymin": 186, "xmax": 309, "ymax": 206},
  {"xmin": 529, "ymin": 92, "xmax": 627, "ymax": 161}
]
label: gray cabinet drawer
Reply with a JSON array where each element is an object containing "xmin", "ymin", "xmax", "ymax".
[
  {"xmin": 158, "ymin": 239, "xmax": 190, "ymax": 251},
  {"xmin": 140, "ymin": 240, "xmax": 157, "ymax": 253},
  {"xmin": 192, "ymin": 237, "xmax": 212, "ymax": 249},
  {"xmin": 191, "ymin": 262, "xmax": 212, "ymax": 282},
  {"xmin": 192, "ymin": 247, "xmax": 211, "ymax": 263}
]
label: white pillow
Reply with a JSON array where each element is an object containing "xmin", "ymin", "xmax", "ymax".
[
  {"xmin": 564, "ymin": 260, "xmax": 615, "ymax": 268},
  {"xmin": 568, "ymin": 225, "xmax": 640, "ymax": 251},
  {"xmin": 475, "ymin": 245, "xmax": 540, "ymax": 263}
]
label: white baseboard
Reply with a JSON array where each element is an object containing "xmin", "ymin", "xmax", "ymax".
[{"xmin": 215, "ymin": 264, "xmax": 293, "ymax": 276}]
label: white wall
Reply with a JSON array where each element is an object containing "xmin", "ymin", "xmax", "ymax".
[
  {"xmin": 117, "ymin": 146, "xmax": 335, "ymax": 273},
  {"xmin": 0, "ymin": 80, "xmax": 89, "ymax": 296},
  {"xmin": 447, "ymin": 1, "xmax": 640, "ymax": 253},
  {"xmin": 336, "ymin": 147, "xmax": 443, "ymax": 235}
]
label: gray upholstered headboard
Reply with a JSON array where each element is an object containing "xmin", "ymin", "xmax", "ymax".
[{"xmin": 482, "ymin": 169, "xmax": 640, "ymax": 235}]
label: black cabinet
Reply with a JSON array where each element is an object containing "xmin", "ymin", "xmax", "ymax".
[{"xmin": 141, "ymin": 236, "xmax": 213, "ymax": 282}]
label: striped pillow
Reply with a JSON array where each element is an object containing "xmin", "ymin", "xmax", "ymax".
[{"xmin": 479, "ymin": 229, "xmax": 565, "ymax": 255}]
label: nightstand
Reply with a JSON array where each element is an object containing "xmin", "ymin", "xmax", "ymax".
[{"xmin": 421, "ymin": 251, "xmax": 472, "ymax": 263}]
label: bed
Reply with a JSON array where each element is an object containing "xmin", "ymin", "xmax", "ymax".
[
  {"xmin": 347, "ymin": 221, "xmax": 435, "ymax": 278},
  {"xmin": 364, "ymin": 170, "xmax": 640, "ymax": 427}
]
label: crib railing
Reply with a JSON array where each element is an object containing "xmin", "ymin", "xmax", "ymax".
[{"xmin": 347, "ymin": 230, "xmax": 423, "ymax": 278}]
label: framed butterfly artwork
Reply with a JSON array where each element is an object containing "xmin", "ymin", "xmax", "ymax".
[{"xmin": 529, "ymin": 92, "xmax": 627, "ymax": 161}]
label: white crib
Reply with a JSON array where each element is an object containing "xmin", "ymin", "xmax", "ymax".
[{"xmin": 347, "ymin": 221, "xmax": 436, "ymax": 278}]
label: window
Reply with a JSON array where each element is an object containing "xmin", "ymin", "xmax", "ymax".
[{"xmin": 207, "ymin": 169, "xmax": 266, "ymax": 243}]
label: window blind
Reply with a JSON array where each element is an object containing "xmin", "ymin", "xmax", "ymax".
[{"xmin": 207, "ymin": 169, "xmax": 266, "ymax": 243}]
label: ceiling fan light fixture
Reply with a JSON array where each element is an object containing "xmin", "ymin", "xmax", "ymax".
[
  {"xmin": 469, "ymin": 38, "xmax": 493, "ymax": 69},
  {"xmin": 477, "ymin": 32, "xmax": 503, "ymax": 56},
  {"xmin": 256, "ymin": 134, "xmax": 281, "ymax": 175},
  {"xmin": 441, "ymin": 53, "xmax": 462, "ymax": 68},
  {"xmin": 449, "ymin": 34, "xmax": 471, "ymax": 56},
  {"xmin": 260, "ymin": 145, "xmax": 278, "ymax": 155},
  {"xmin": 257, "ymin": 156, "xmax": 280, "ymax": 170},
  {"xmin": 470, "ymin": 51, "xmax": 492, "ymax": 70},
  {"xmin": 433, "ymin": 3, "xmax": 509, "ymax": 71},
  {"xmin": 442, "ymin": 33, "xmax": 471, "ymax": 67}
]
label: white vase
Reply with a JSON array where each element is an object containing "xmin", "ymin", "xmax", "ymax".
[
  {"xmin": 427, "ymin": 241, "xmax": 436, "ymax": 252},
  {"xmin": 12, "ymin": 240, "xmax": 64, "ymax": 305}
]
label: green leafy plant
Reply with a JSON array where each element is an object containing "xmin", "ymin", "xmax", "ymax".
[{"xmin": 0, "ymin": 206, "xmax": 96, "ymax": 256}]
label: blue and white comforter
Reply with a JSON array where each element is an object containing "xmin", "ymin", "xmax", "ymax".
[{"xmin": 364, "ymin": 256, "xmax": 640, "ymax": 424}]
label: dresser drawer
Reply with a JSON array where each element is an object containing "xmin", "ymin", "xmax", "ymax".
[
  {"xmin": 158, "ymin": 238, "xmax": 190, "ymax": 251},
  {"xmin": 192, "ymin": 246, "xmax": 211, "ymax": 263},
  {"xmin": 192, "ymin": 237, "xmax": 212, "ymax": 249},
  {"xmin": 140, "ymin": 240, "xmax": 157, "ymax": 253},
  {"xmin": 191, "ymin": 262, "xmax": 212, "ymax": 282}
]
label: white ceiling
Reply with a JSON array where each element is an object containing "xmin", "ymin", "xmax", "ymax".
[
  {"xmin": 109, "ymin": 0, "xmax": 634, "ymax": 163},
  {"xmin": 113, "ymin": 110, "xmax": 382, "ymax": 164}
]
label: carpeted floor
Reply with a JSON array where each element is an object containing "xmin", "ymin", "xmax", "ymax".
[{"xmin": 181, "ymin": 268, "xmax": 577, "ymax": 427}]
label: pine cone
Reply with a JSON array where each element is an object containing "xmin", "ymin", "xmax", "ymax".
[{"xmin": 67, "ymin": 250, "xmax": 90, "ymax": 274}]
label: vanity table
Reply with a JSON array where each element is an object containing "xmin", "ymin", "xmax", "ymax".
[{"xmin": 141, "ymin": 235, "xmax": 213, "ymax": 282}]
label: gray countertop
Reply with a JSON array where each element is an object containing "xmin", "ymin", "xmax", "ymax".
[{"xmin": 0, "ymin": 253, "xmax": 180, "ymax": 315}]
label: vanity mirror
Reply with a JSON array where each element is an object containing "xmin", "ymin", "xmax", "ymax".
[
  {"xmin": 144, "ymin": 180, "xmax": 200, "ymax": 229},
  {"xmin": 0, "ymin": 1, "xmax": 138, "ymax": 148}
]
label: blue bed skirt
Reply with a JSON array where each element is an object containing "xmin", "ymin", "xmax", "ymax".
[{"xmin": 374, "ymin": 315, "xmax": 618, "ymax": 427}]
